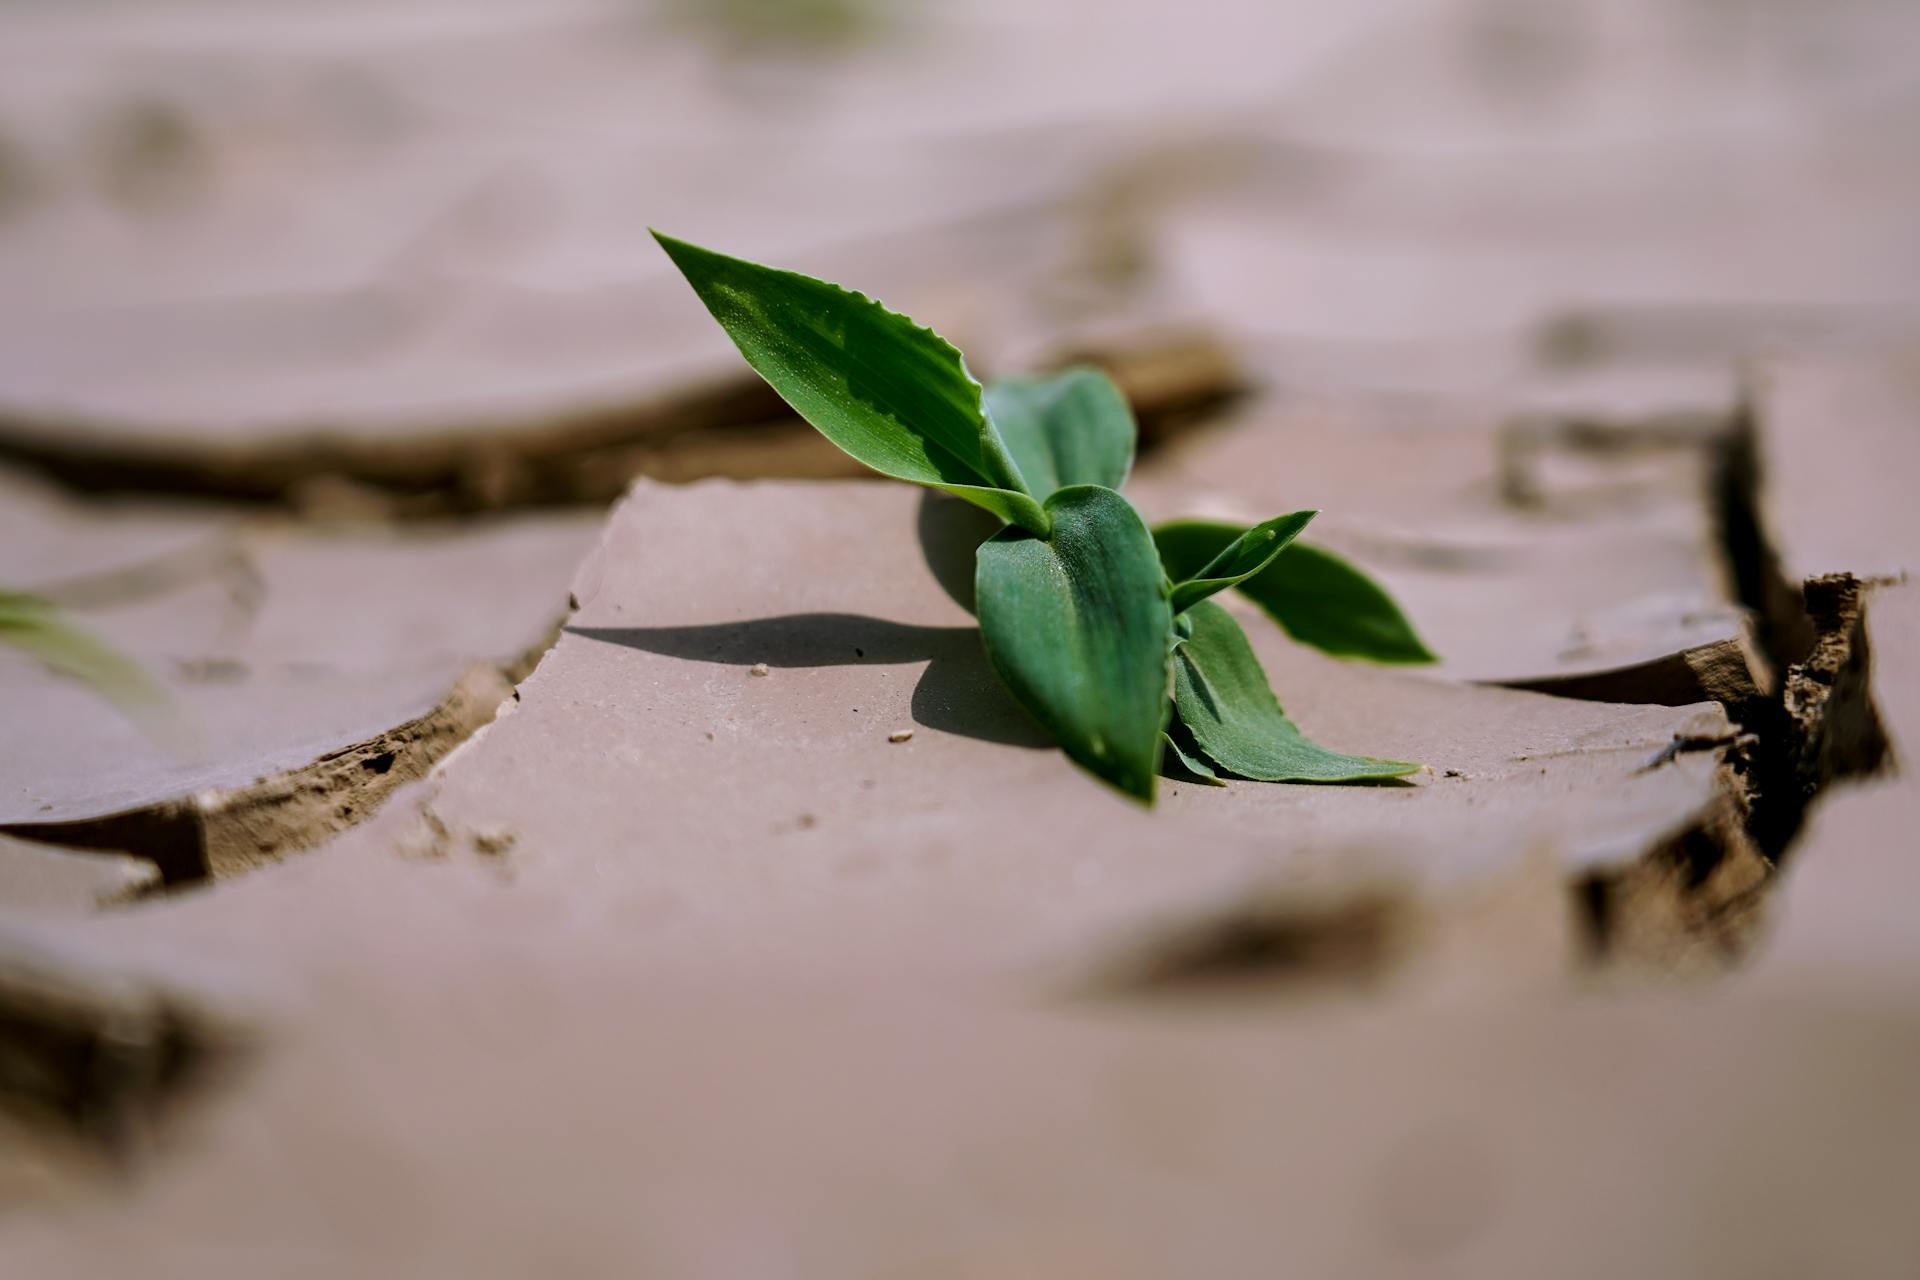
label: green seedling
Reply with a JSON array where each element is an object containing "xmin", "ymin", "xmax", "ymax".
[{"xmin": 655, "ymin": 232, "xmax": 1436, "ymax": 803}]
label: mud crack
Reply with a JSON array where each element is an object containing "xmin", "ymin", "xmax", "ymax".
[
  {"xmin": 1711, "ymin": 402, "xmax": 1895, "ymax": 857},
  {"xmin": 3, "ymin": 639, "xmax": 552, "ymax": 888},
  {"xmin": 1576, "ymin": 398, "xmax": 1898, "ymax": 974},
  {"xmin": 0, "ymin": 336, "xmax": 1242, "ymax": 518},
  {"xmin": 0, "ymin": 934, "xmax": 238, "ymax": 1202}
]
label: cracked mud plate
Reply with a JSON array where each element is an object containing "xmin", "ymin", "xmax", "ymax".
[
  {"xmin": 0, "ymin": 471, "xmax": 598, "ymax": 883},
  {"xmin": 1132, "ymin": 390, "xmax": 1765, "ymax": 708},
  {"xmin": 300, "ymin": 476, "xmax": 1755, "ymax": 988}
]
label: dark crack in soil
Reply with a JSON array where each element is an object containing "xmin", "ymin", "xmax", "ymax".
[
  {"xmin": 2, "ymin": 639, "xmax": 553, "ymax": 889},
  {"xmin": 1092, "ymin": 389, "xmax": 1900, "ymax": 995},
  {"xmin": 0, "ymin": 335, "xmax": 1243, "ymax": 518},
  {"xmin": 0, "ymin": 935, "xmax": 241, "ymax": 1206},
  {"xmin": 1572, "ymin": 397, "xmax": 1898, "ymax": 976}
]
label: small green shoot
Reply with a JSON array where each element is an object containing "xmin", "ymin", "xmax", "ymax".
[{"xmin": 657, "ymin": 232, "xmax": 1437, "ymax": 802}]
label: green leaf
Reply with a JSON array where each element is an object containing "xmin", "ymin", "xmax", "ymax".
[
  {"xmin": 1171, "ymin": 600, "xmax": 1417, "ymax": 782},
  {"xmin": 0, "ymin": 590, "xmax": 168, "ymax": 719},
  {"xmin": 1249, "ymin": 541, "xmax": 1438, "ymax": 664},
  {"xmin": 1161, "ymin": 511, "xmax": 1316, "ymax": 615},
  {"xmin": 1155, "ymin": 522, "xmax": 1437, "ymax": 664},
  {"xmin": 976, "ymin": 486, "xmax": 1172, "ymax": 803},
  {"xmin": 982, "ymin": 367, "xmax": 1135, "ymax": 498},
  {"xmin": 1162, "ymin": 729, "xmax": 1226, "ymax": 786},
  {"xmin": 653, "ymin": 231, "xmax": 1047, "ymax": 534}
]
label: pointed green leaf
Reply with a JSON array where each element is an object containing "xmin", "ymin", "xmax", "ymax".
[
  {"xmin": 1162, "ymin": 730, "xmax": 1227, "ymax": 786},
  {"xmin": 1171, "ymin": 600, "xmax": 1417, "ymax": 782},
  {"xmin": 1155, "ymin": 522, "xmax": 1437, "ymax": 664},
  {"xmin": 1162, "ymin": 510, "xmax": 1317, "ymax": 615},
  {"xmin": 982, "ymin": 367, "xmax": 1135, "ymax": 498},
  {"xmin": 976, "ymin": 486, "xmax": 1172, "ymax": 803},
  {"xmin": 653, "ymin": 231, "xmax": 1047, "ymax": 534},
  {"xmin": 1250, "ymin": 541, "xmax": 1438, "ymax": 664},
  {"xmin": 0, "ymin": 590, "xmax": 169, "ymax": 719}
]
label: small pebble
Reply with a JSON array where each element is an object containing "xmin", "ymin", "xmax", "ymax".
[
  {"xmin": 472, "ymin": 826, "xmax": 516, "ymax": 857},
  {"xmin": 749, "ymin": 662, "xmax": 770, "ymax": 677},
  {"xmin": 888, "ymin": 729, "xmax": 914, "ymax": 743}
]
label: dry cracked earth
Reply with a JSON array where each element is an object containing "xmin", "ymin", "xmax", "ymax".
[{"xmin": 2, "ymin": 1, "xmax": 1919, "ymax": 1275}]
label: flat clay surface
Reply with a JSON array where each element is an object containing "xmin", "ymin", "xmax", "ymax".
[
  {"xmin": 320, "ymin": 478, "xmax": 1732, "ymax": 986},
  {"xmin": 1132, "ymin": 391, "xmax": 1755, "ymax": 699},
  {"xmin": 0, "ymin": 470, "xmax": 598, "ymax": 827},
  {"xmin": 1751, "ymin": 347, "xmax": 1920, "ymax": 587}
]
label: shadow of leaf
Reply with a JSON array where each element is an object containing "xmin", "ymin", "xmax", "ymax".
[
  {"xmin": 915, "ymin": 489, "xmax": 1001, "ymax": 616},
  {"xmin": 568, "ymin": 612, "xmax": 1049, "ymax": 749}
]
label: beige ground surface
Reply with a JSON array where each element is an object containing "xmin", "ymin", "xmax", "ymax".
[
  {"xmin": 0, "ymin": 468, "xmax": 599, "ymax": 876},
  {"xmin": 1133, "ymin": 389, "xmax": 1760, "ymax": 700}
]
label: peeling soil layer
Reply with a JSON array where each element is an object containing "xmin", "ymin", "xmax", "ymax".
[
  {"xmin": 0, "ymin": 476, "xmax": 599, "ymax": 886},
  {"xmin": 0, "ymin": 333, "xmax": 1243, "ymax": 517},
  {"xmin": 4, "ymin": 657, "xmax": 528, "ymax": 885}
]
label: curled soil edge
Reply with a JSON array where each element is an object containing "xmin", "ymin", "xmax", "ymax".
[
  {"xmin": 0, "ymin": 337, "xmax": 1242, "ymax": 518},
  {"xmin": 1572, "ymin": 401, "xmax": 1896, "ymax": 975},
  {"xmin": 1, "ymin": 634, "xmax": 554, "ymax": 888}
]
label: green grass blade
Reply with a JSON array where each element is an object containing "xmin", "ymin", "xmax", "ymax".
[
  {"xmin": 1171, "ymin": 600, "xmax": 1417, "ymax": 783},
  {"xmin": 982, "ymin": 368, "xmax": 1135, "ymax": 499},
  {"xmin": 653, "ymin": 231, "xmax": 1046, "ymax": 534},
  {"xmin": 1161, "ymin": 511, "xmax": 1316, "ymax": 615},
  {"xmin": 976, "ymin": 486, "xmax": 1172, "ymax": 803},
  {"xmin": 1155, "ymin": 522, "xmax": 1437, "ymax": 664},
  {"xmin": 1162, "ymin": 729, "xmax": 1226, "ymax": 786},
  {"xmin": 0, "ymin": 590, "xmax": 169, "ymax": 721}
]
